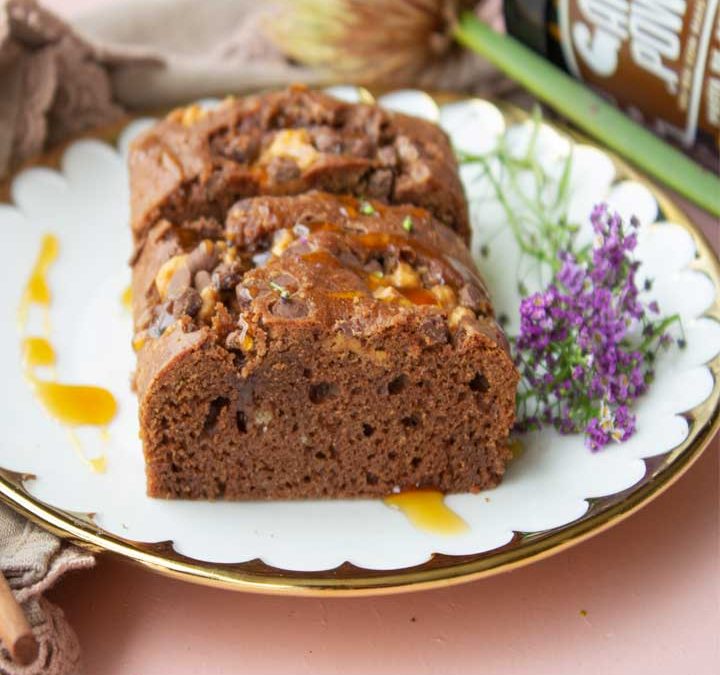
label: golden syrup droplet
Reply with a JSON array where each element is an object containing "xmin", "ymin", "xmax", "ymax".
[
  {"xmin": 121, "ymin": 285, "xmax": 133, "ymax": 312},
  {"xmin": 22, "ymin": 337, "xmax": 56, "ymax": 368},
  {"xmin": 509, "ymin": 438, "xmax": 525, "ymax": 459},
  {"xmin": 66, "ymin": 430, "xmax": 107, "ymax": 474},
  {"xmin": 132, "ymin": 334, "xmax": 147, "ymax": 352},
  {"xmin": 31, "ymin": 380, "xmax": 118, "ymax": 427},
  {"xmin": 88, "ymin": 455, "xmax": 108, "ymax": 473},
  {"xmin": 18, "ymin": 234, "xmax": 59, "ymax": 330},
  {"xmin": 397, "ymin": 287, "xmax": 438, "ymax": 306},
  {"xmin": 384, "ymin": 489, "xmax": 469, "ymax": 535},
  {"xmin": 327, "ymin": 291, "xmax": 362, "ymax": 300}
]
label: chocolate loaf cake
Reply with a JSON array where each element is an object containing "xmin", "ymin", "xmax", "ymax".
[
  {"xmin": 129, "ymin": 88, "xmax": 518, "ymax": 500},
  {"xmin": 131, "ymin": 190, "xmax": 518, "ymax": 499},
  {"xmin": 129, "ymin": 85, "xmax": 470, "ymax": 256}
]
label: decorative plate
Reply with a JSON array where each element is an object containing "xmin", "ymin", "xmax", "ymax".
[{"xmin": 0, "ymin": 88, "xmax": 718, "ymax": 595}]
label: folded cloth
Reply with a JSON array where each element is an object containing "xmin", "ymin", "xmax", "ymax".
[
  {"xmin": 0, "ymin": 0, "xmax": 508, "ymax": 178},
  {"xmin": 0, "ymin": 503, "xmax": 94, "ymax": 675},
  {"xmin": 0, "ymin": 0, "xmax": 128, "ymax": 176}
]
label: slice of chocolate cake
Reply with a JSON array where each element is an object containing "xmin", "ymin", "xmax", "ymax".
[
  {"xmin": 129, "ymin": 85, "xmax": 470, "ymax": 257},
  {"xmin": 131, "ymin": 192, "xmax": 518, "ymax": 499}
]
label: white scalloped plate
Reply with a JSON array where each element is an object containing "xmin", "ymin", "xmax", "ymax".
[{"xmin": 0, "ymin": 88, "xmax": 718, "ymax": 594}]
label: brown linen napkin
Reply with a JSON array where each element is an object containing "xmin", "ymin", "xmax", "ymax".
[
  {"xmin": 0, "ymin": 0, "xmax": 129, "ymax": 177},
  {"xmin": 0, "ymin": 503, "xmax": 93, "ymax": 675}
]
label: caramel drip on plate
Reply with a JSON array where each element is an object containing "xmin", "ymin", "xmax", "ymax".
[
  {"xmin": 19, "ymin": 234, "xmax": 117, "ymax": 472},
  {"xmin": 29, "ymin": 379, "xmax": 117, "ymax": 428},
  {"xmin": 121, "ymin": 285, "xmax": 133, "ymax": 312},
  {"xmin": 65, "ymin": 431, "xmax": 108, "ymax": 473},
  {"xmin": 22, "ymin": 337, "xmax": 56, "ymax": 369},
  {"xmin": 18, "ymin": 233, "xmax": 58, "ymax": 332},
  {"xmin": 384, "ymin": 489, "xmax": 469, "ymax": 535}
]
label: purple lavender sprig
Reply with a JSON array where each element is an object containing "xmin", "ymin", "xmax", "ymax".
[{"xmin": 514, "ymin": 203, "xmax": 683, "ymax": 451}]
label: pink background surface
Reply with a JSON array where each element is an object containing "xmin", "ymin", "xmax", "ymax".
[{"xmin": 43, "ymin": 1, "xmax": 719, "ymax": 673}]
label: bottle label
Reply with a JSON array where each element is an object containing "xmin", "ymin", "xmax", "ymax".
[{"xmin": 558, "ymin": 0, "xmax": 720, "ymax": 147}]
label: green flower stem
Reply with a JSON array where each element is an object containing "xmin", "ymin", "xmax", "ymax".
[
  {"xmin": 454, "ymin": 13, "xmax": 720, "ymax": 218},
  {"xmin": 638, "ymin": 313, "xmax": 682, "ymax": 352}
]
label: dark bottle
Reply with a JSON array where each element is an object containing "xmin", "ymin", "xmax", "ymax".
[{"xmin": 504, "ymin": 0, "xmax": 719, "ymax": 167}]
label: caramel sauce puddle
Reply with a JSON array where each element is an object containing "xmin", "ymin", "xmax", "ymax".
[
  {"xmin": 384, "ymin": 489, "xmax": 469, "ymax": 535},
  {"xmin": 19, "ymin": 234, "xmax": 117, "ymax": 472}
]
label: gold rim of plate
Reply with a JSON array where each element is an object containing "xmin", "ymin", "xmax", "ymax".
[{"xmin": 0, "ymin": 90, "xmax": 718, "ymax": 596}]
